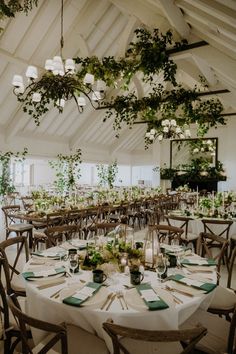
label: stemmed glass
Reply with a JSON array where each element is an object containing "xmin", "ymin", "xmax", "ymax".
[
  {"xmin": 155, "ymin": 255, "xmax": 167, "ymax": 284},
  {"xmin": 68, "ymin": 253, "xmax": 78, "ymax": 275}
]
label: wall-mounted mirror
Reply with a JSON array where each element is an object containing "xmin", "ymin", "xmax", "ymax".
[{"xmin": 170, "ymin": 138, "xmax": 218, "ymax": 169}]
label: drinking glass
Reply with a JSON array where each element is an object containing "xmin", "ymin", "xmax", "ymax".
[
  {"xmin": 68, "ymin": 253, "xmax": 78, "ymax": 275},
  {"xmin": 155, "ymin": 255, "xmax": 167, "ymax": 283}
]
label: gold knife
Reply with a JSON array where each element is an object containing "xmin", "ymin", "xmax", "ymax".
[{"xmin": 105, "ymin": 293, "xmax": 116, "ymax": 311}]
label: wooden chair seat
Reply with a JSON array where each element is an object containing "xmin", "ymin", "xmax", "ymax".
[
  {"xmin": 180, "ymin": 232, "xmax": 198, "ymax": 242},
  {"xmin": 67, "ymin": 324, "xmax": 109, "ymax": 354},
  {"xmin": 180, "ymin": 308, "xmax": 235, "ymax": 354},
  {"xmin": 209, "ymin": 286, "xmax": 236, "ymax": 311},
  {"xmin": 8, "ymin": 223, "xmax": 33, "ymax": 232}
]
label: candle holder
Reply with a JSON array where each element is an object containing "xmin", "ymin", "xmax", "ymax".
[{"xmin": 144, "ymin": 227, "xmax": 161, "ymax": 268}]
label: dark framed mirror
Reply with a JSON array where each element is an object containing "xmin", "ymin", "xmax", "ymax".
[{"xmin": 170, "ymin": 137, "xmax": 218, "ymax": 169}]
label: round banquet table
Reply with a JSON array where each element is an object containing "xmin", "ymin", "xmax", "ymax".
[{"xmin": 23, "ymin": 245, "xmax": 217, "ymax": 352}]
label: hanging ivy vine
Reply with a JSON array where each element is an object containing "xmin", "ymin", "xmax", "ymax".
[
  {"xmin": 0, "ymin": 147, "xmax": 28, "ymax": 197},
  {"xmin": 49, "ymin": 149, "xmax": 82, "ymax": 194},
  {"xmin": 96, "ymin": 160, "xmax": 118, "ymax": 189}
]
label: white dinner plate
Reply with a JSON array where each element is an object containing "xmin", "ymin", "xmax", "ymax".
[{"xmin": 124, "ymin": 287, "xmax": 174, "ymax": 311}]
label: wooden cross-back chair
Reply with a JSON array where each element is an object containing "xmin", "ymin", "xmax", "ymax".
[
  {"xmin": 205, "ymin": 241, "xmax": 236, "ymax": 321},
  {"xmin": 103, "ymin": 320, "xmax": 207, "ymax": 354},
  {"xmin": 165, "ymin": 215, "xmax": 199, "ymax": 251},
  {"xmin": 45, "ymin": 224, "xmax": 79, "ymax": 248},
  {"xmin": 0, "ymin": 235, "xmax": 29, "ymax": 297},
  {"xmin": 1, "ymin": 205, "xmax": 33, "ymax": 242},
  {"xmin": 197, "ymin": 232, "xmax": 229, "ymax": 278},
  {"xmin": 148, "ymin": 224, "xmax": 184, "ymax": 245},
  {"xmin": 0, "ymin": 258, "xmax": 24, "ymax": 354},
  {"xmin": 201, "ymin": 218, "xmax": 233, "ymax": 265},
  {"xmin": 7, "ymin": 293, "xmax": 68, "ymax": 354}
]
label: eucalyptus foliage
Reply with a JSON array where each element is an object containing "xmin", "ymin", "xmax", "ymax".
[
  {"xmin": 0, "ymin": 147, "xmax": 28, "ymax": 196},
  {"xmin": 49, "ymin": 149, "xmax": 82, "ymax": 194}
]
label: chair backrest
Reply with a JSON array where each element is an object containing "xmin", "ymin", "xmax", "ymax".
[
  {"xmin": 93, "ymin": 222, "xmax": 121, "ymax": 236},
  {"xmin": 165, "ymin": 215, "xmax": 193, "ymax": 239},
  {"xmin": 201, "ymin": 219, "xmax": 233, "ymax": 240},
  {"xmin": 46, "ymin": 211, "xmax": 68, "ymax": 228},
  {"xmin": 21, "ymin": 197, "xmax": 34, "ymax": 211},
  {"xmin": 227, "ymin": 246, "xmax": 236, "ymax": 289},
  {"xmin": 45, "ymin": 225, "xmax": 79, "ymax": 248},
  {"xmin": 228, "ymin": 305, "xmax": 236, "ymax": 354},
  {"xmin": 103, "ymin": 321, "xmax": 207, "ymax": 354},
  {"xmin": 7, "ymin": 293, "xmax": 68, "ymax": 354},
  {"xmin": 148, "ymin": 224, "xmax": 184, "ymax": 244},
  {"xmin": 2, "ymin": 205, "xmax": 21, "ymax": 228},
  {"xmin": 0, "ymin": 258, "xmax": 23, "ymax": 354},
  {"xmin": 197, "ymin": 232, "xmax": 229, "ymax": 277},
  {"xmin": 0, "ymin": 235, "xmax": 29, "ymax": 295}
]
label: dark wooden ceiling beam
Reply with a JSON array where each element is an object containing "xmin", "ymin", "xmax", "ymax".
[{"xmin": 167, "ymin": 40, "xmax": 208, "ymax": 55}]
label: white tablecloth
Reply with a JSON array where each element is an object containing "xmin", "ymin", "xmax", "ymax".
[{"xmin": 23, "ymin": 251, "xmax": 216, "ymax": 351}]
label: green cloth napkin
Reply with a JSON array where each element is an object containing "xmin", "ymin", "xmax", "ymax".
[
  {"xmin": 181, "ymin": 258, "xmax": 217, "ymax": 266},
  {"xmin": 136, "ymin": 283, "xmax": 169, "ymax": 311},
  {"xmin": 22, "ymin": 266, "xmax": 66, "ymax": 280},
  {"xmin": 169, "ymin": 274, "xmax": 217, "ymax": 293},
  {"xmin": 62, "ymin": 282, "xmax": 102, "ymax": 307}
]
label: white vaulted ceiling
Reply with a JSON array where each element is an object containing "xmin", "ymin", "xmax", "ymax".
[{"xmin": 0, "ymin": 0, "xmax": 235, "ymax": 162}]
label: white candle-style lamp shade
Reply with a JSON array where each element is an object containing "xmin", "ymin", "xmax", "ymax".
[
  {"xmin": 56, "ymin": 98, "xmax": 65, "ymax": 107},
  {"xmin": 163, "ymin": 126, "xmax": 169, "ymax": 133},
  {"xmin": 65, "ymin": 59, "xmax": 75, "ymax": 72},
  {"xmin": 83, "ymin": 73, "xmax": 94, "ymax": 85},
  {"xmin": 175, "ymin": 126, "xmax": 181, "ymax": 134},
  {"xmin": 96, "ymin": 80, "xmax": 106, "ymax": 92},
  {"xmin": 77, "ymin": 96, "xmax": 86, "ymax": 106},
  {"xmin": 145, "ymin": 132, "xmax": 151, "ymax": 138},
  {"xmin": 170, "ymin": 119, "xmax": 176, "ymax": 126},
  {"xmin": 32, "ymin": 92, "xmax": 41, "ymax": 102},
  {"xmin": 12, "ymin": 75, "xmax": 24, "ymax": 87},
  {"xmin": 158, "ymin": 134, "xmax": 163, "ymax": 141},
  {"xmin": 25, "ymin": 66, "xmax": 38, "ymax": 79},
  {"xmin": 53, "ymin": 56, "xmax": 63, "ymax": 64},
  {"xmin": 45, "ymin": 59, "xmax": 54, "ymax": 71},
  {"xmin": 53, "ymin": 62, "xmax": 64, "ymax": 76},
  {"xmin": 92, "ymin": 91, "xmax": 102, "ymax": 101},
  {"xmin": 149, "ymin": 135, "xmax": 155, "ymax": 141},
  {"xmin": 185, "ymin": 129, "xmax": 191, "ymax": 137}
]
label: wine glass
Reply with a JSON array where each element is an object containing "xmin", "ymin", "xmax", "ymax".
[
  {"xmin": 68, "ymin": 253, "xmax": 78, "ymax": 275},
  {"xmin": 155, "ymin": 255, "xmax": 167, "ymax": 283}
]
